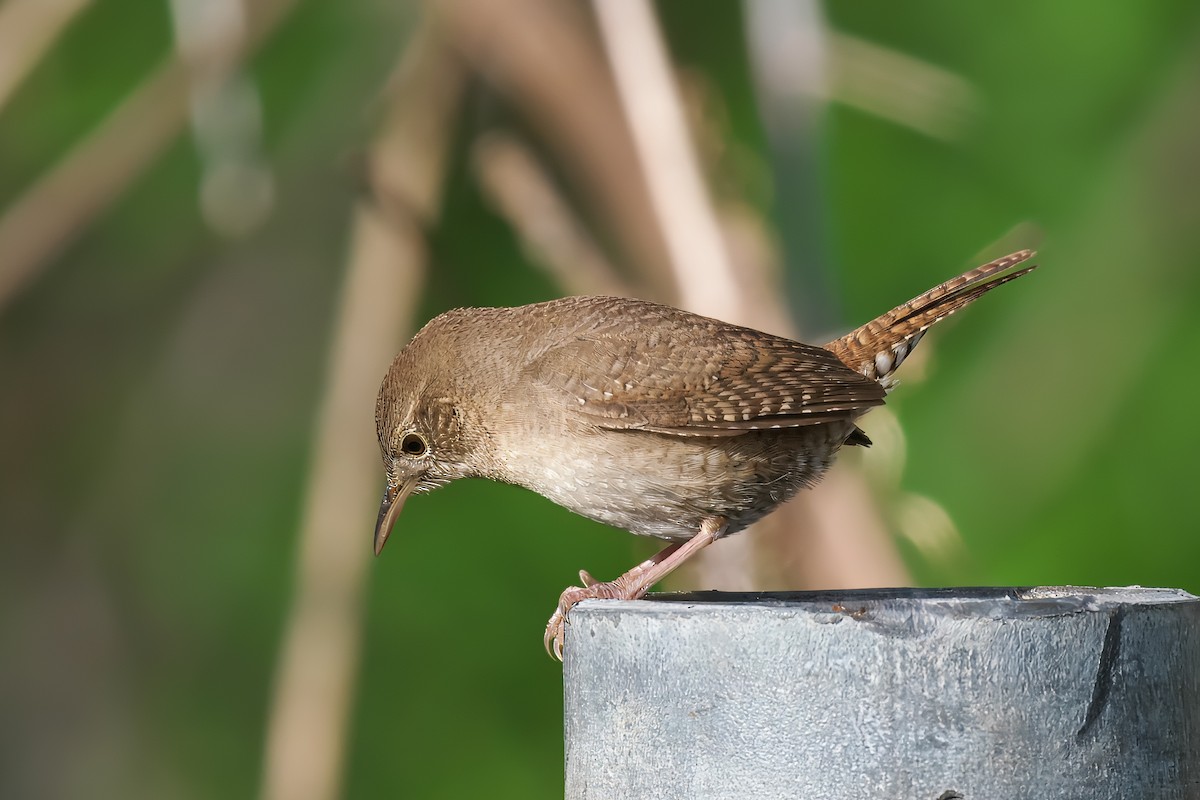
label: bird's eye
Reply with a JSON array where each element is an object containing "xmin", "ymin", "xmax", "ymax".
[{"xmin": 400, "ymin": 432, "xmax": 428, "ymax": 457}]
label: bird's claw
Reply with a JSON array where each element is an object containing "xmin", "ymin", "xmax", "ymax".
[
  {"xmin": 544, "ymin": 607, "xmax": 567, "ymax": 661},
  {"xmin": 543, "ymin": 575, "xmax": 629, "ymax": 661},
  {"xmin": 544, "ymin": 584, "xmax": 590, "ymax": 661}
]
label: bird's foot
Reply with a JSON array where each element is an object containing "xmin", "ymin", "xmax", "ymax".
[
  {"xmin": 543, "ymin": 570, "xmax": 641, "ymax": 661},
  {"xmin": 542, "ymin": 521, "xmax": 721, "ymax": 661}
]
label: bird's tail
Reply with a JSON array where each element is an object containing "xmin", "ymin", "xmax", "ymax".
[{"xmin": 825, "ymin": 250, "xmax": 1037, "ymax": 389}]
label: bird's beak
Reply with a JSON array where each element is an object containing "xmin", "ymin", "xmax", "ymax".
[{"xmin": 374, "ymin": 478, "xmax": 416, "ymax": 556}]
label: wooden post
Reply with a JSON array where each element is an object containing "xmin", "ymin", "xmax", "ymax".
[{"xmin": 563, "ymin": 587, "xmax": 1200, "ymax": 799}]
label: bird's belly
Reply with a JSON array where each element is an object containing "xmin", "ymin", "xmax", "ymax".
[{"xmin": 524, "ymin": 425, "xmax": 851, "ymax": 541}]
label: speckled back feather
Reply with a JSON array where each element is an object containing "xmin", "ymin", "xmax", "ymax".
[{"xmin": 521, "ymin": 296, "xmax": 887, "ymax": 437}]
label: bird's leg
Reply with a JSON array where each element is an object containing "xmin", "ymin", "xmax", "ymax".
[{"xmin": 544, "ymin": 517, "xmax": 726, "ymax": 660}]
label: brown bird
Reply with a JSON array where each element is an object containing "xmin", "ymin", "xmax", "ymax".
[{"xmin": 374, "ymin": 250, "xmax": 1037, "ymax": 659}]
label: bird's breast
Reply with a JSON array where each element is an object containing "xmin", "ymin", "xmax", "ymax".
[{"xmin": 494, "ymin": 418, "xmax": 853, "ymax": 540}]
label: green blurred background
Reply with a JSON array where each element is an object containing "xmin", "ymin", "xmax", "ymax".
[{"xmin": 2, "ymin": 1, "xmax": 1198, "ymax": 798}]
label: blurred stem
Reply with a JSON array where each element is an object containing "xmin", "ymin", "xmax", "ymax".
[
  {"xmin": 0, "ymin": 0, "xmax": 92, "ymax": 114},
  {"xmin": 258, "ymin": 204, "xmax": 424, "ymax": 800},
  {"xmin": 0, "ymin": 60, "xmax": 189, "ymax": 311},
  {"xmin": 828, "ymin": 31, "xmax": 977, "ymax": 143},
  {"xmin": 0, "ymin": 0, "xmax": 299, "ymax": 313},
  {"xmin": 473, "ymin": 132, "xmax": 631, "ymax": 297},
  {"xmin": 435, "ymin": 0, "xmax": 677, "ymax": 298},
  {"xmin": 257, "ymin": 24, "xmax": 463, "ymax": 800},
  {"xmin": 744, "ymin": 0, "xmax": 837, "ymax": 333},
  {"xmin": 591, "ymin": 0, "xmax": 740, "ymax": 319}
]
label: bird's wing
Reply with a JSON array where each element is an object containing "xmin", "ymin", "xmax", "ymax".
[{"xmin": 524, "ymin": 301, "xmax": 885, "ymax": 437}]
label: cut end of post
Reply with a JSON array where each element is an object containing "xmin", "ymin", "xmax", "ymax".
[{"xmin": 564, "ymin": 586, "xmax": 1200, "ymax": 800}]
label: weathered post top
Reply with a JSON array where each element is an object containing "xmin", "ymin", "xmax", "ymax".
[{"xmin": 563, "ymin": 586, "xmax": 1200, "ymax": 800}]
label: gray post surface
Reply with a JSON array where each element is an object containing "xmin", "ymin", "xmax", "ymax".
[{"xmin": 563, "ymin": 586, "xmax": 1200, "ymax": 799}]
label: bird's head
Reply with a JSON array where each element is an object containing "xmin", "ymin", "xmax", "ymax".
[{"xmin": 372, "ymin": 337, "xmax": 486, "ymax": 556}]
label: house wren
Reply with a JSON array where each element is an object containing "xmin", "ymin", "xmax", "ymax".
[{"xmin": 374, "ymin": 250, "xmax": 1037, "ymax": 659}]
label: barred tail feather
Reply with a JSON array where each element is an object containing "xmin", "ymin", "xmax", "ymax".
[{"xmin": 825, "ymin": 250, "xmax": 1037, "ymax": 389}]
